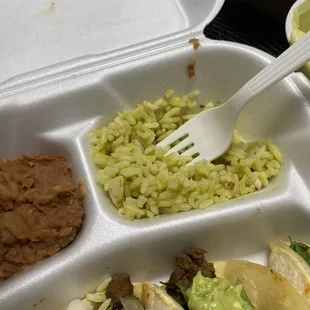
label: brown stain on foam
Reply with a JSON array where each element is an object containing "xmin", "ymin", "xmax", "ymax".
[
  {"xmin": 41, "ymin": 2, "xmax": 57, "ymax": 16},
  {"xmin": 32, "ymin": 297, "xmax": 47, "ymax": 308}
]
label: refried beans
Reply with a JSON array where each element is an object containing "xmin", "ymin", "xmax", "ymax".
[{"xmin": 0, "ymin": 155, "xmax": 84, "ymax": 280}]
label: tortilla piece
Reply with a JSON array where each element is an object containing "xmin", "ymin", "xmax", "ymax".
[
  {"xmin": 133, "ymin": 282, "xmax": 144, "ymax": 300},
  {"xmin": 133, "ymin": 282, "xmax": 184, "ymax": 310},
  {"xmin": 214, "ymin": 260, "xmax": 309, "ymax": 310},
  {"xmin": 269, "ymin": 241, "xmax": 310, "ymax": 305}
]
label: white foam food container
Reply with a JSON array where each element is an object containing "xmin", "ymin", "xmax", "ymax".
[
  {"xmin": 2, "ymin": 1, "xmax": 310, "ymax": 309},
  {"xmin": 0, "ymin": 0, "xmax": 224, "ymax": 88}
]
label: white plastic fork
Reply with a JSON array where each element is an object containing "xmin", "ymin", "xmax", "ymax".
[{"xmin": 157, "ymin": 30, "xmax": 310, "ymax": 164}]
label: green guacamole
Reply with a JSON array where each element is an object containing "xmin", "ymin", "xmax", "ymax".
[{"xmin": 186, "ymin": 272, "xmax": 254, "ymax": 310}]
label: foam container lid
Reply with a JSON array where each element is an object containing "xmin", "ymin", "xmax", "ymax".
[{"xmin": 0, "ymin": 0, "xmax": 224, "ymax": 88}]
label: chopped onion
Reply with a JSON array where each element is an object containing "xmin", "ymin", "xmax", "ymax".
[
  {"xmin": 65, "ymin": 299, "xmax": 94, "ymax": 310},
  {"xmin": 120, "ymin": 296, "xmax": 144, "ymax": 310}
]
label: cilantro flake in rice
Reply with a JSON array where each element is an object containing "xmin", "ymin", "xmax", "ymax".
[{"xmin": 89, "ymin": 90, "xmax": 283, "ymax": 220}]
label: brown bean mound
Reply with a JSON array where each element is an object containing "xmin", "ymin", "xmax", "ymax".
[{"xmin": 0, "ymin": 155, "xmax": 84, "ymax": 280}]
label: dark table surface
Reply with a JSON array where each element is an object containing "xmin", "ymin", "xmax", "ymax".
[
  {"xmin": 204, "ymin": 0, "xmax": 296, "ymax": 57},
  {"xmin": 243, "ymin": 0, "xmax": 296, "ymax": 21}
]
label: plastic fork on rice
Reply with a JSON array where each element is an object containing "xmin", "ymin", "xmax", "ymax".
[{"xmin": 157, "ymin": 30, "xmax": 310, "ymax": 164}]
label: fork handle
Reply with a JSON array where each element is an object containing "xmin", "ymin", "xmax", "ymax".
[{"xmin": 232, "ymin": 30, "xmax": 310, "ymax": 111}]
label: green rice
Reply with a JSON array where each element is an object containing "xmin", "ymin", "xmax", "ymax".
[{"xmin": 89, "ymin": 90, "xmax": 283, "ymax": 220}]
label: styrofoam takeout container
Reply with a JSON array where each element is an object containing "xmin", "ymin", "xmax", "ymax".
[
  {"xmin": 0, "ymin": 0, "xmax": 224, "ymax": 88},
  {"xmin": 2, "ymin": 1, "xmax": 310, "ymax": 309}
]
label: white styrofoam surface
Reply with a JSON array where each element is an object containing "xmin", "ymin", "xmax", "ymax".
[
  {"xmin": 1, "ymin": 34, "xmax": 310, "ymax": 309},
  {"xmin": 0, "ymin": 0, "xmax": 224, "ymax": 84},
  {"xmin": 2, "ymin": 1, "xmax": 310, "ymax": 309}
]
